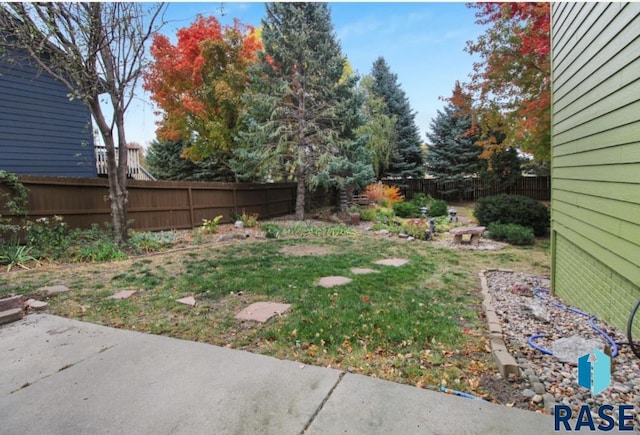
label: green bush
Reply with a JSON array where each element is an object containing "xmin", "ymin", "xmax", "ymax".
[
  {"xmin": 410, "ymin": 193, "xmax": 431, "ymax": 207},
  {"xmin": 74, "ymin": 240, "xmax": 128, "ymax": 262},
  {"xmin": 428, "ymin": 199, "xmax": 448, "ymax": 217},
  {"xmin": 261, "ymin": 223, "xmax": 281, "ymax": 239},
  {"xmin": 24, "ymin": 215, "xmax": 71, "ymax": 259},
  {"xmin": 474, "ymin": 194, "xmax": 549, "ymax": 236},
  {"xmin": 129, "ymin": 231, "xmax": 178, "ymax": 254},
  {"xmin": 393, "ymin": 201, "xmax": 420, "ymax": 218},
  {"xmin": 357, "ymin": 206, "xmax": 376, "ymax": 222},
  {"xmin": 487, "ymin": 223, "xmax": 535, "ymax": 245}
]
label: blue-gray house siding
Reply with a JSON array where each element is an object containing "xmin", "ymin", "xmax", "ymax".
[{"xmin": 0, "ymin": 48, "xmax": 96, "ymax": 177}]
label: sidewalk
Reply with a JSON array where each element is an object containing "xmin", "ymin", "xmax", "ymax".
[{"xmin": 1, "ymin": 314, "xmax": 556, "ymax": 434}]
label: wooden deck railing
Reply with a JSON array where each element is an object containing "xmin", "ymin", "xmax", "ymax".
[{"xmin": 94, "ymin": 145, "xmax": 156, "ymax": 181}]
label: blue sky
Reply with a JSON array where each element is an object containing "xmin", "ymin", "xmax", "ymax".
[{"xmin": 124, "ymin": 2, "xmax": 486, "ymax": 148}]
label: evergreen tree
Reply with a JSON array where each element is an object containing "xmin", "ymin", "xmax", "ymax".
[
  {"xmin": 236, "ymin": 3, "xmax": 369, "ymax": 219},
  {"xmin": 146, "ymin": 139, "xmax": 234, "ymax": 181},
  {"xmin": 478, "ymin": 146, "xmax": 523, "ymax": 188},
  {"xmin": 356, "ymin": 75, "xmax": 397, "ymax": 179},
  {"xmin": 370, "ymin": 57, "xmax": 424, "ymax": 179},
  {"xmin": 426, "ymin": 82, "xmax": 482, "ymax": 199}
]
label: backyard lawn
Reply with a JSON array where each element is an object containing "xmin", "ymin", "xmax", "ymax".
[{"xmin": 0, "ymin": 217, "xmax": 550, "ymax": 401}]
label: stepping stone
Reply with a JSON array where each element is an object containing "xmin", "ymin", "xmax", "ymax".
[
  {"xmin": 38, "ymin": 285, "xmax": 70, "ymax": 295},
  {"xmin": 552, "ymin": 336, "xmax": 605, "ymax": 365},
  {"xmin": 235, "ymin": 302, "xmax": 291, "ymax": 323},
  {"xmin": 374, "ymin": 258, "xmax": 409, "ymax": 267},
  {"xmin": 350, "ymin": 268, "xmax": 378, "ymax": 275},
  {"xmin": 176, "ymin": 296, "xmax": 196, "ymax": 306},
  {"xmin": 317, "ymin": 276, "xmax": 352, "ymax": 288},
  {"xmin": 108, "ymin": 290, "xmax": 137, "ymax": 300},
  {"xmin": 26, "ymin": 299, "xmax": 48, "ymax": 311}
]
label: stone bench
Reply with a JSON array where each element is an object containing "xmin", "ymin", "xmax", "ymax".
[{"xmin": 450, "ymin": 226, "xmax": 486, "ymax": 246}]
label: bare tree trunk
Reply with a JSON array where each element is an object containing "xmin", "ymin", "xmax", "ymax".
[
  {"xmin": 90, "ymin": 98, "xmax": 128, "ymax": 245},
  {"xmin": 295, "ymin": 164, "xmax": 305, "ymax": 221}
]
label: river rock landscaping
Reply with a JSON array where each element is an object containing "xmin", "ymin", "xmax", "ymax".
[{"xmin": 486, "ymin": 270, "xmax": 640, "ymax": 430}]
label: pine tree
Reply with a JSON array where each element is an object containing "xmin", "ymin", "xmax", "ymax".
[
  {"xmin": 236, "ymin": 3, "xmax": 370, "ymax": 219},
  {"xmin": 370, "ymin": 57, "xmax": 424, "ymax": 179},
  {"xmin": 426, "ymin": 82, "xmax": 482, "ymax": 199},
  {"xmin": 146, "ymin": 139, "xmax": 234, "ymax": 181}
]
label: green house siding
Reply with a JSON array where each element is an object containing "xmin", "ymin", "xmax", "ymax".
[{"xmin": 551, "ymin": 2, "xmax": 640, "ymax": 331}]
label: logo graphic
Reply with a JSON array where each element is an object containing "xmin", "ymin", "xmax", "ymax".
[{"xmin": 577, "ymin": 348, "xmax": 610, "ymax": 395}]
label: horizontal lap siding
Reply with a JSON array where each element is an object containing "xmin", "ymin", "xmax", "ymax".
[
  {"xmin": 0, "ymin": 52, "xmax": 96, "ymax": 178},
  {"xmin": 551, "ymin": 2, "xmax": 640, "ymax": 330}
]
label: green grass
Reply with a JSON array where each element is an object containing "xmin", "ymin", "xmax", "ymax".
[{"xmin": 0, "ymin": 230, "xmax": 550, "ymax": 398}]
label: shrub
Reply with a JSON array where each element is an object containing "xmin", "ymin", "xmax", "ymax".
[
  {"xmin": 200, "ymin": 215, "xmax": 223, "ymax": 234},
  {"xmin": 129, "ymin": 231, "xmax": 178, "ymax": 254},
  {"xmin": 474, "ymin": 194, "xmax": 549, "ymax": 236},
  {"xmin": 393, "ymin": 201, "xmax": 420, "ymax": 218},
  {"xmin": 357, "ymin": 206, "xmax": 376, "ymax": 222},
  {"xmin": 363, "ymin": 182, "xmax": 403, "ymax": 206},
  {"xmin": 24, "ymin": 215, "xmax": 70, "ymax": 259},
  {"xmin": 261, "ymin": 223, "xmax": 281, "ymax": 239},
  {"xmin": 428, "ymin": 199, "xmax": 448, "ymax": 217},
  {"xmin": 375, "ymin": 208, "xmax": 396, "ymax": 226},
  {"xmin": 405, "ymin": 218, "xmax": 430, "ymax": 240},
  {"xmin": 239, "ymin": 210, "xmax": 259, "ymax": 228},
  {"xmin": 487, "ymin": 223, "xmax": 535, "ymax": 245},
  {"xmin": 74, "ymin": 240, "xmax": 128, "ymax": 262},
  {"xmin": 410, "ymin": 193, "xmax": 431, "ymax": 207},
  {"xmin": 0, "ymin": 244, "xmax": 37, "ymax": 271}
]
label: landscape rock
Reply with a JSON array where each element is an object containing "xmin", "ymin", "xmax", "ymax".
[
  {"xmin": 525, "ymin": 300, "xmax": 550, "ymax": 322},
  {"xmin": 26, "ymin": 299, "xmax": 48, "ymax": 310},
  {"xmin": 217, "ymin": 233, "xmax": 249, "ymax": 242},
  {"xmin": 551, "ymin": 336, "xmax": 605, "ymax": 365}
]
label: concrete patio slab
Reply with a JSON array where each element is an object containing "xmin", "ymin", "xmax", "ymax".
[
  {"xmin": 0, "ymin": 314, "xmax": 340, "ymax": 435},
  {"xmin": 306, "ymin": 372, "xmax": 554, "ymax": 435},
  {"xmin": 0, "ymin": 314, "xmax": 563, "ymax": 434}
]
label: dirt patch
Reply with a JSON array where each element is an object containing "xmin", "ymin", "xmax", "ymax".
[
  {"xmin": 480, "ymin": 372, "xmax": 535, "ymax": 410},
  {"xmin": 279, "ymin": 245, "xmax": 334, "ymax": 256}
]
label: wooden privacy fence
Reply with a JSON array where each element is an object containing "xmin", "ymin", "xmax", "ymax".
[
  {"xmin": 383, "ymin": 176, "xmax": 550, "ymax": 201},
  {"xmin": 2, "ymin": 176, "xmax": 333, "ymax": 232}
]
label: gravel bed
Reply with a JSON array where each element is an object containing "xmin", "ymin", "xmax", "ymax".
[{"xmin": 486, "ymin": 270, "xmax": 640, "ymax": 429}]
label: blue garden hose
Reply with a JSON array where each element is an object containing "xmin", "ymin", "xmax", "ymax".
[
  {"xmin": 439, "ymin": 386, "xmax": 486, "ymax": 401},
  {"xmin": 528, "ymin": 287, "xmax": 619, "ymax": 358}
]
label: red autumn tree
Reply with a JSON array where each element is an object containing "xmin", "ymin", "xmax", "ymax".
[
  {"xmin": 144, "ymin": 16, "xmax": 261, "ymax": 164},
  {"xmin": 452, "ymin": 2, "xmax": 551, "ymax": 163}
]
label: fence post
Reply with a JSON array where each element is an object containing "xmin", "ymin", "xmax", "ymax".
[{"xmin": 187, "ymin": 186, "xmax": 195, "ymax": 229}]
